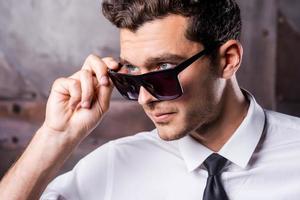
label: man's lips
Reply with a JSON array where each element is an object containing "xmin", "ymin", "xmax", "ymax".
[{"xmin": 150, "ymin": 112, "xmax": 177, "ymax": 123}]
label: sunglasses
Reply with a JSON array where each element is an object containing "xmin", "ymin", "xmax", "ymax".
[{"xmin": 107, "ymin": 46, "xmax": 217, "ymax": 101}]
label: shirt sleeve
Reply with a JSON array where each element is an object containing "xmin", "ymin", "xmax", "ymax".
[{"xmin": 40, "ymin": 142, "xmax": 113, "ymax": 200}]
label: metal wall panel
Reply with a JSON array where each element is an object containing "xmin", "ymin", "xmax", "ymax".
[
  {"xmin": 237, "ymin": 0, "xmax": 277, "ymax": 109},
  {"xmin": 276, "ymin": 0, "xmax": 300, "ymax": 116}
]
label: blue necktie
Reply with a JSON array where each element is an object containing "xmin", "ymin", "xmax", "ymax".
[{"xmin": 203, "ymin": 153, "xmax": 229, "ymax": 200}]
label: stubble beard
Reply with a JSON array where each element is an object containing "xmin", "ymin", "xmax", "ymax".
[
  {"xmin": 153, "ymin": 101, "xmax": 217, "ymax": 141},
  {"xmin": 141, "ymin": 84, "xmax": 219, "ymax": 142}
]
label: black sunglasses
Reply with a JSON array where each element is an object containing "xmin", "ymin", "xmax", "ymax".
[{"xmin": 108, "ymin": 46, "xmax": 217, "ymax": 101}]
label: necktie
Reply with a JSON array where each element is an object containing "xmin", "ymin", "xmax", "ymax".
[{"xmin": 203, "ymin": 153, "xmax": 229, "ymax": 200}]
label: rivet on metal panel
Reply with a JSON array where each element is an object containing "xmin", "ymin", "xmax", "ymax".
[
  {"xmin": 11, "ymin": 136, "xmax": 19, "ymax": 144},
  {"xmin": 277, "ymin": 94, "xmax": 284, "ymax": 102},
  {"xmin": 262, "ymin": 29, "xmax": 270, "ymax": 37},
  {"xmin": 12, "ymin": 103, "xmax": 22, "ymax": 115},
  {"xmin": 278, "ymin": 16, "xmax": 285, "ymax": 24},
  {"xmin": 31, "ymin": 92, "xmax": 37, "ymax": 99}
]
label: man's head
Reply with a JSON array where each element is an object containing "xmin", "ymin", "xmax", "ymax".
[
  {"xmin": 102, "ymin": 0, "xmax": 243, "ymax": 141},
  {"xmin": 102, "ymin": 0, "xmax": 242, "ymax": 48}
]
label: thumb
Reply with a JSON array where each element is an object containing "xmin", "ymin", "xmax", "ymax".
[{"xmin": 97, "ymin": 75, "xmax": 113, "ymax": 114}]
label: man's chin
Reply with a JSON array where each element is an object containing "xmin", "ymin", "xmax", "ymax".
[{"xmin": 156, "ymin": 124, "xmax": 187, "ymax": 141}]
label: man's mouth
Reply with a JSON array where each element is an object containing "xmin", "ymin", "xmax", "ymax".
[{"xmin": 151, "ymin": 112, "xmax": 177, "ymax": 123}]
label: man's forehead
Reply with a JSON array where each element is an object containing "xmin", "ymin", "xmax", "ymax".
[
  {"xmin": 120, "ymin": 15, "xmax": 188, "ymax": 37},
  {"xmin": 119, "ymin": 15, "xmax": 188, "ymax": 48},
  {"xmin": 119, "ymin": 15, "xmax": 200, "ymax": 66}
]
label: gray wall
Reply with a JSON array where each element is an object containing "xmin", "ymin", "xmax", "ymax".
[
  {"xmin": 0, "ymin": 0, "xmax": 120, "ymax": 100},
  {"xmin": 1, "ymin": 0, "xmax": 300, "ymax": 177}
]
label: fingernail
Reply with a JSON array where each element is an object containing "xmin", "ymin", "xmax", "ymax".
[
  {"xmin": 81, "ymin": 101, "xmax": 90, "ymax": 108},
  {"xmin": 100, "ymin": 75, "xmax": 109, "ymax": 86}
]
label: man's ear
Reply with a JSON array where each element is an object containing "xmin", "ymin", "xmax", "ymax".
[{"xmin": 218, "ymin": 40, "xmax": 243, "ymax": 79}]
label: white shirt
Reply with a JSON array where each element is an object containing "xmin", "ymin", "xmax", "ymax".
[{"xmin": 41, "ymin": 93, "xmax": 300, "ymax": 200}]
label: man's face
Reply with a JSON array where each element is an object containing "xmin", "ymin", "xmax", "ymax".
[{"xmin": 120, "ymin": 15, "xmax": 224, "ymax": 140}]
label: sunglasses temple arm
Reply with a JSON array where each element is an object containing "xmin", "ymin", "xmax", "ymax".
[{"xmin": 174, "ymin": 49, "xmax": 209, "ymax": 74}]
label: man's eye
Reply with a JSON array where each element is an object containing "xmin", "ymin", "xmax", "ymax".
[
  {"xmin": 157, "ymin": 63, "xmax": 175, "ymax": 70},
  {"xmin": 121, "ymin": 64, "xmax": 140, "ymax": 74}
]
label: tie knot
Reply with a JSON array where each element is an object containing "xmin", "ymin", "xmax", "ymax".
[{"xmin": 204, "ymin": 153, "xmax": 228, "ymax": 176}]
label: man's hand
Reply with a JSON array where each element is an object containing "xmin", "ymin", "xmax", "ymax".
[
  {"xmin": 43, "ymin": 55, "xmax": 118, "ymax": 141},
  {"xmin": 0, "ymin": 55, "xmax": 119, "ymax": 200}
]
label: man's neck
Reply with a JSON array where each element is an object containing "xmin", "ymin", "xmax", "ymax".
[{"xmin": 191, "ymin": 80, "xmax": 249, "ymax": 152}]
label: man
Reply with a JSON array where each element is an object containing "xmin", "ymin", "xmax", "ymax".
[{"xmin": 0, "ymin": 0, "xmax": 300, "ymax": 199}]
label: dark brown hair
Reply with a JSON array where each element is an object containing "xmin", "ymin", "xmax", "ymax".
[{"xmin": 102, "ymin": 0, "xmax": 242, "ymax": 48}]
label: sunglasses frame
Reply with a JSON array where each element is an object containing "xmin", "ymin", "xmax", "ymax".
[{"xmin": 108, "ymin": 45, "xmax": 218, "ymax": 101}]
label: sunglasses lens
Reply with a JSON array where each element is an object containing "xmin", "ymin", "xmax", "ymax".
[
  {"xmin": 143, "ymin": 72, "xmax": 182, "ymax": 100},
  {"xmin": 109, "ymin": 73, "xmax": 140, "ymax": 100},
  {"xmin": 108, "ymin": 70, "xmax": 183, "ymax": 101}
]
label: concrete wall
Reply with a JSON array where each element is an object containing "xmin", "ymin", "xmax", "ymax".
[{"xmin": 1, "ymin": 0, "xmax": 300, "ymax": 177}]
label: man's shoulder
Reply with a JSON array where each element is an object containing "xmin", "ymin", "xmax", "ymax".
[
  {"xmin": 109, "ymin": 129, "xmax": 179, "ymax": 156},
  {"xmin": 263, "ymin": 110, "xmax": 300, "ymax": 148},
  {"xmin": 111, "ymin": 129, "xmax": 160, "ymax": 145},
  {"xmin": 86, "ymin": 129, "xmax": 180, "ymax": 162},
  {"xmin": 265, "ymin": 109, "xmax": 300, "ymax": 132}
]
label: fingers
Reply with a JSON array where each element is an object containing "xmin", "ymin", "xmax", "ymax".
[
  {"xmin": 97, "ymin": 75, "xmax": 113, "ymax": 113},
  {"xmin": 45, "ymin": 55, "xmax": 118, "ymax": 137},
  {"xmin": 63, "ymin": 54, "xmax": 118, "ymax": 111},
  {"xmin": 67, "ymin": 79, "xmax": 82, "ymax": 109},
  {"xmin": 79, "ymin": 70, "xmax": 94, "ymax": 108},
  {"xmin": 97, "ymin": 57, "xmax": 118, "ymax": 112},
  {"xmin": 82, "ymin": 55, "xmax": 119, "ymax": 86},
  {"xmin": 80, "ymin": 55, "xmax": 118, "ymax": 111},
  {"xmin": 51, "ymin": 54, "xmax": 118, "ymax": 112},
  {"xmin": 100, "ymin": 57, "xmax": 119, "ymax": 86},
  {"xmin": 52, "ymin": 77, "xmax": 82, "ymax": 110},
  {"xmin": 102, "ymin": 57, "xmax": 119, "ymax": 71}
]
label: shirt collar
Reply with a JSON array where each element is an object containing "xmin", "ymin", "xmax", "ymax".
[{"xmin": 178, "ymin": 90, "xmax": 266, "ymax": 172}]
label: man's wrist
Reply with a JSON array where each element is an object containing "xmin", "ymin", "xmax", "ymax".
[{"xmin": 37, "ymin": 123, "xmax": 83, "ymax": 149}]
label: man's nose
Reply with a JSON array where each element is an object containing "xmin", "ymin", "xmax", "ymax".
[{"xmin": 138, "ymin": 86, "xmax": 157, "ymax": 105}]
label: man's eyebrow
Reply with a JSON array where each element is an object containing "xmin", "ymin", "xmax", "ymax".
[{"xmin": 119, "ymin": 53, "xmax": 187, "ymax": 69}]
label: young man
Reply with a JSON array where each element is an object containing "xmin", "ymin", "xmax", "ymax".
[{"xmin": 1, "ymin": 0, "xmax": 300, "ymax": 199}]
